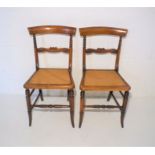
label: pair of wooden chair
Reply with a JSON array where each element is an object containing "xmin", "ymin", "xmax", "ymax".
[{"xmin": 23, "ymin": 25, "xmax": 131, "ymax": 128}]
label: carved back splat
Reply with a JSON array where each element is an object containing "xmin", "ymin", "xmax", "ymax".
[
  {"xmin": 28, "ymin": 25, "xmax": 76, "ymax": 72},
  {"xmin": 79, "ymin": 26, "xmax": 127, "ymax": 72}
]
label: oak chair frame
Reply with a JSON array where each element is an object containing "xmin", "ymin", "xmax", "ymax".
[
  {"xmin": 79, "ymin": 27, "xmax": 131, "ymax": 128},
  {"xmin": 23, "ymin": 25, "xmax": 76, "ymax": 127}
]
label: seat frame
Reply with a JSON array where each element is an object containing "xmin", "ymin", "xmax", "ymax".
[
  {"xmin": 24, "ymin": 25, "xmax": 76, "ymax": 127},
  {"xmin": 79, "ymin": 26, "xmax": 131, "ymax": 128}
]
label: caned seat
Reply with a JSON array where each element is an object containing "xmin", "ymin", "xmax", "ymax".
[
  {"xmin": 24, "ymin": 69, "xmax": 74, "ymax": 89},
  {"xmin": 80, "ymin": 70, "xmax": 130, "ymax": 91},
  {"xmin": 79, "ymin": 26, "xmax": 131, "ymax": 128},
  {"xmin": 23, "ymin": 25, "xmax": 76, "ymax": 127}
]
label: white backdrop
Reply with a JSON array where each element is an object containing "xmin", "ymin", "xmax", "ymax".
[{"xmin": 0, "ymin": 7, "xmax": 155, "ymax": 97}]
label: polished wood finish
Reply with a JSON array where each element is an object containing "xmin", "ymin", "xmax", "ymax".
[
  {"xmin": 68, "ymin": 90, "xmax": 75, "ymax": 127},
  {"xmin": 79, "ymin": 26, "xmax": 130, "ymax": 128},
  {"xmin": 107, "ymin": 91, "xmax": 112, "ymax": 101},
  {"xmin": 37, "ymin": 47, "xmax": 69, "ymax": 53},
  {"xmin": 39, "ymin": 89, "xmax": 44, "ymax": 101},
  {"xmin": 25, "ymin": 89, "xmax": 32, "ymax": 126},
  {"xmin": 115, "ymin": 37, "xmax": 122, "ymax": 71},
  {"xmin": 33, "ymin": 35, "xmax": 39, "ymax": 70},
  {"xmin": 24, "ymin": 25, "xmax": 76, "ymax": 127},
  {"xmin": 80, "ymin": 27, "xmax": 127, "ymax": 36},
  {"xmin": 121, "ymin": 91, "xmax": 129, "ymax": 128},
  {"xmin": 86, "ymin": 105, "xmax": 120, "ymax": 108},
  {"xmin": 86, "ymin": 48, "xmax": 117, "ymax": 54},
  {"xmin": 79, "ymin": 91, "xmax": 85, "ymax": 128},
  {"xmin": 34, "ymin": 104, "xmax": 70, "ymax": 108},
  {"xmin": 28, "ymin": 25, "xmax": 76, "ymax": 35}
]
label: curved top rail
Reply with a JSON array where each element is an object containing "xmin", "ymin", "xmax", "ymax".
[
  {"xmin": 79, "ymin": 26, "xmax": 127, "ymax": 37},
  {"xmin": 28, "ymin": 25, "xmax": 76, "ymax": 35}
]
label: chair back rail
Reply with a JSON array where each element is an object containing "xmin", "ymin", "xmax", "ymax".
[
  {"xmin": 80, "ymin": 26, "xmax": 127, "ymax": 36},
  {"xmin": 80, "ymin": 26, "xmax": 127, "ymax": 72},
  {"xmin": 28, "ymin": 25, "xmax": 76, "ymax": 72},
  {"xmin": 28, "ymin": 25, "xmax": 76, "ymax": 35}
]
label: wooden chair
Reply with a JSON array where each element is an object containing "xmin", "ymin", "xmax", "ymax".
[
  {"xmin": 79, "ymin": 27, "xmax": 131, "ymax": 128},
  {"xmin": 23, "ymin": 25, "xmax": 76, "ymax": 127}
]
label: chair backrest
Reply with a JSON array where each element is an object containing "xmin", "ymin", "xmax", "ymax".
[
  {"xmin": 79, "ymin": 26, "xmax": 128, "ymax": 72},
  {"xmin": 28, "ymin": 25, "xmax": 76, "ymax": 72}
]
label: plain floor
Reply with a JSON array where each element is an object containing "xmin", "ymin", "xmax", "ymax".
[{"xmin": 0, "ymin": 93, "xmax": 155, "ymax": 146}]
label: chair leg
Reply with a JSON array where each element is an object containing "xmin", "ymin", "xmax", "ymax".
[
  {"xmin": 39, "ymin": 89, "xmax": 43, "ymax": 101},
  {"xmin": 121, "ymin": 91, "xmax": 129, "ymax": 128},
  {"xmin": 25, "ymin": 89, "xmax": 32, "ymax": 126},
  {"xmin": 67, "ymin": 90, "xmax": 69, "ymax": 101},
  {"xmin": 79, "ymin": 91, "xmax": 85, "ymax": 128},
  {"xmin": 69, "ymin": 90, "xmax": 75, "ymax": 128},
  {"xmin": 107, "ymin": 91, "xmax": 113, "ymax": 101}
]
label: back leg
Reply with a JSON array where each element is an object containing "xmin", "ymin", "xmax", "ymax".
[
  {"xmin": 107, "ymin": 91, "xmax": 113, "ymax": 101},
  {"xmin": 39, "ymin": 89, "xmax": 44, "ymax": 101}
]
